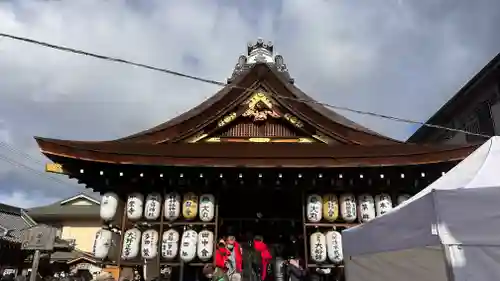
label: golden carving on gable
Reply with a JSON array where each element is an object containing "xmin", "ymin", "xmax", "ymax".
[
  {"xmin": 206, "ymin": 137, "xmax": 221, "ymax": 142},
  {"xmin": 187, "ymin": 131, "xmax": 208, "ymax": 143},
  {"xmin": 284, "ymin": 113, "xmax": 304, "ymax": 128},
  {"xmin": 243, "ymin": 108, "xmax": 280, "ymax": 122},
  {"xmin": 312, "ymin": 133, "xmax": 330, "ymax": 144},
  {"xmin": 218, "ymin": 112, "xmax": 237, "ymax": 127},
  {"xmin": 298, "ymin": 138, "xmax": 315, "ymax": 143},
  {"xmin": 242, "ymin": 92, "xmax": 280, "ymax": 122},
  {"xmin": 211, "ymin": 137, "xmax": 315, "ymax": 143},
  {"xmin": 245, "ymin": 92, "xmax": 274, "ymax": 109},
  {"xmin": 248, "ymin": 137, "xmax": 271, "ymax": 143}
]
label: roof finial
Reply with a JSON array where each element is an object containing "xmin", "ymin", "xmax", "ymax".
[
  {"xmin": 247, "ymin": 38, "xmax": 274, "ymax": 57},
  {"xmin": 228, "ymin": 38, "xmax": 293, "ymax": 84}
]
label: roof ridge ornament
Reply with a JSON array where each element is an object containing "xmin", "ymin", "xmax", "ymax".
[{"xmin": 228, "ymin": 38, "xmax": 294, "ymax": 84}]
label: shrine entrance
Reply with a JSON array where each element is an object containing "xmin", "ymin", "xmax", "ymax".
[{"xmin": 218, "ymin": 189, "xmax": 305, "ymax": 259}]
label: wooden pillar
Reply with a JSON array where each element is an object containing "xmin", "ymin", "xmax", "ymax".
[
  {"xmin": 213, "ymin": 191, "xmax": 220, "ymax": 265},
  {"xmin": 301, "ymin": 191, "xmax": 309, "ymax": 266},
  {"xmin": 117, "ymin": 196, "xmax": 128, "ymax": 272},
  {"xmin": 157, "ymin": 190, "xmax": 166, "ymax": 279},
  {"xmin": 29, "ymin": 250, "xmax": 41, "ymax": 281}
]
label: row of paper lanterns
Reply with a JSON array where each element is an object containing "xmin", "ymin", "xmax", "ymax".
[
  {"xmin": 306, "ymin": 193, "xmax": 411, "ymax": 223},
  {"xmin": 99, "ymin": 192, "xmax": 215, "ymax": 222},
  {"xmin": 93, "ymin": 228, "xmax": 215, "ymax": 262},
  {"xmin": 310, "ymin": 231, "xmax": 343, "ymax": 264}
]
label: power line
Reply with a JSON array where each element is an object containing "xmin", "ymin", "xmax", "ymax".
[
  {"xmin": 0, "ymin": 142, "xmax": 44, "ymax": 165},
  {"xmin": 274, "ymin": 95, "xmax": 491, "ymax": 138},
  {"xmin": 0, "ymin": 142, "xmax": 80, "ymax": 191},
  {"xmin": 0, "ymin": 150, "xmax": 77, "ymax": 188},
  {"xmin": 0, "ymin": 32, "xmax": 226, "ymax": 87},
  {"xmin": 0, "ymin": 32, "xmax": 491, "ymax": 139}
]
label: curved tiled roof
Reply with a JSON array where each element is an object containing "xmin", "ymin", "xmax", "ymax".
[{"xmin": 0, "ymin": 203, "xmax": 36, "ymax": 243}]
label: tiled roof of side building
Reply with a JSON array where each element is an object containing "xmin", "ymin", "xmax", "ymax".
[
  {"xmin": 27, "ymin": 192, "xmax": 100, "ymax": 220},
  {"xmin": 0, "ymin": 202, "xmax": 37, "ymax": 243}
]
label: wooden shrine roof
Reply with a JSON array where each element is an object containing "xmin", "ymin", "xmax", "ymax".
[
  {"xmin": 35, "ymin": 137, "xmax": 477, "ymax": 168},
  {"xmin": 114, "ymin": 63, "xmax": 400, "ymax": 145},
  {"xmin": 34, "ymin": 63, "xmax": 478, "ymax": 168}
]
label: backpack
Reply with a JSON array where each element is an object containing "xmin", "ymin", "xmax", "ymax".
[
  {"xmin": 212, "ymin": 268, "xmax": 229, "ymax": 281},
  {"xmin": 249, "ymin": 247, "xmax": 263, "ymax": 272}
]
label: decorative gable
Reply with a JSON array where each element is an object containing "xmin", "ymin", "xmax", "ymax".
[
  {"xmin": 184, "ymin": 91, "xmax": 336, "ymax": 144},
  {"xmin": 60, "ymin": 194, "xmax": 100, "ymax": 206},
  {"xmin": 68, "ymin": 200, "xmax": 94, "ymax": 206}
]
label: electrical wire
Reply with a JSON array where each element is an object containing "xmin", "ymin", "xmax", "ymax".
[
  {"xmin": 0, "ymin": 150, "xmax": 77, "ymax": 188},
  {"xmin": 0, "ymin": 31, "xmax": 491, "ymax": 139}
]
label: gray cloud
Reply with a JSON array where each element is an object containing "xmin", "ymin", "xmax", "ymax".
[{"xmin": 0, "ymin": 0, "xmax": 499, "ymax": 207}]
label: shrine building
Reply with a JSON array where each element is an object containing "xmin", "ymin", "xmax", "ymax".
[{"xmin": 35, "ymin": 38, "xmax": 478, "ymax": 281}]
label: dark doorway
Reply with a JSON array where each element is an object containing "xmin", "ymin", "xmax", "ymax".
[{"xmin": 218, "ymin": 189, "xmax": 304, "ymax": 259}]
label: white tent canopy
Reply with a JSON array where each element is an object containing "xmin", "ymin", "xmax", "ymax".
[{"xmin": 342, "ymin": 136, "xmax": 500, "ymax": 281}]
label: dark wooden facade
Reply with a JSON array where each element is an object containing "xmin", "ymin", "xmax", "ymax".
[
  {"xmin": 35, "ymin": 40, "xmax": 479, "ymax": 280},
  {"xmin": 409, "ymin": 52, "xmax": 500, "ymax": 144}
]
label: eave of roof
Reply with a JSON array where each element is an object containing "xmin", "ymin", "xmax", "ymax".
[
  {"xmin": 28, "ymin": 204, "xmax": 99, "ymax": 220},
  {"xmin": 35, "ymin": 137, "xmax": 477, "ymax": 168},
  {"xmin": 408, "ymin": 52, "xmax": 500, "ymax": 142}
]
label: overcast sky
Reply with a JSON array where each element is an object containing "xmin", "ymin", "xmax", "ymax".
[{"xmin": 0, "ymin": 0, "xmax": 499, "ymax": 208}]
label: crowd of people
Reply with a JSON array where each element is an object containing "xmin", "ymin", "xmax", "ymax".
[
  {"xmin": 0, "ymin": 272, "xmax": 92, "ymax": 281},
  {"xmin": 203, "ymin": 235, "xmax": 306, "ymax": 281},
  {"xmin": 2, "ymin": 235, "xmax": 316, "ymax": 281}
]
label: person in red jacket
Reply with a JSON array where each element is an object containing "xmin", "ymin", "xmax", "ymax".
[
  {"xmin": 215, "ymin": 237, "xmax": 243, "ymax": 281},
  {"xmin": 253, "ymin": 236, "xmax": 272, "ymax": 281},
  {"xmin": 215, "ymin": 239, "xmax": 229, "ymax": 270}
]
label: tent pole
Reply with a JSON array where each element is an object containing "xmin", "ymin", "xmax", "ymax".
[{"xmin": 441, "ymin": 245, "xmax": 456, "ymax": 281}]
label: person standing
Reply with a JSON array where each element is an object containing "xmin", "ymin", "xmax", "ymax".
[
  {"xmin": 284, "ymin": 257, "xmax": 306, "ymax": 281},
  {"xmin": 215, "ymin": 237, "xmax": 243, "ymax": 281},
  {"xmin": 225, "ymin": 236, "xmax": 243, "ymax": 281},
  {"xmin": 215, "ymin": 239, "xmax": 230, "ymax": 269},
  {"xmin": 252, "ymin": 236, "xmax": 272, "ymax": 281}
]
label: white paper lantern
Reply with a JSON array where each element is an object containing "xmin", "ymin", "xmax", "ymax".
[
  {"xmin": 180, "ymin": 230, "xmax": 198, "ymax": 262},
  {"xmin": 121, "ymin": 228, "xmax": 141, "ymax": 260},
  {"xmin": 144, "ymin": 193, "xmax": 162, "ymax": 220},
  {"xmin": 357, "ymin": 194, "xmax": 376, "ymax": 223},
  {"xmin": 161, "ymin": 229, "xmax": 180, "ymax": 260},
  {"xmin": 141, "ymin": 229, "xmax": 159, "ymax": 259},
  {"xmin": 397, "ymin": 194, "xmax": 411, "ymax": 205},
  {"xmin": 126, "ymin": 193, "xmax": 144, "ymax": 220},
  {"xmin": 164, "ymin": 192, "xmax": 181, "ymax": 221},
  {"xmin": 199, "ymin": 194, "xmax": 215, "ymax": 222},
  {"xmin": 100, "ymin": 192, "xmax": 119, "ymax": 221},
  {"xmin": 93, "ymin": 229, "xmax": 112, "ymax": 259},
  {"xmin": 325, "ymin": 230, "xmax": 343, "ymax": 264},
  {"xmin": 375, "ymin": 193, "xmax": 393, "ymax": 216},
  {"xmin": 197, "ymin": 230, "xmax": 214, "ymax": 261},
  {"xmin": 339, "ymin": 193, "xmax": 357, "ymax": 222},
  {"xmin": 306, "ymin": 194, "xmax": 323, "ymax": 222},
  {"xmin": 310, "ymin": 232, "xmax": 327, "ymax": 263}
]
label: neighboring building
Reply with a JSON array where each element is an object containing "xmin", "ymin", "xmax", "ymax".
[
  {"xmin": 27, "ymin": 193, "xmax": 102, "ymax": 276},
  {"xmin": 34, "ymin": 38, "xmax": 478, "ymax": 280},
  {"xmin": 0, "ymin": 203, "xmax": 36, "ymax": 275},
  {"xmin": 28, "ymin": 193, "xmax": 100, "ymax": 253},
  {"xmin": 408, "ymin": 52, "xmax": 500, "ymax": 144}
]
